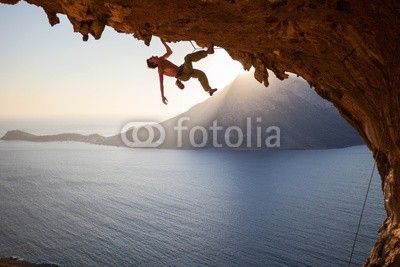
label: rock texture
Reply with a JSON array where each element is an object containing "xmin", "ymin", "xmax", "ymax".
[{"xmin": 0, "ymin": 0, "xmax": 399, "ymax": 265}]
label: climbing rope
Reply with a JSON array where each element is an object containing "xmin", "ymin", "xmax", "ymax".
[
  {"xmin": 189, "ymin": 40, "xmax": 223, "ymax": 53},
  {"xmin": 347, "ymin": 127, "xmax": 386, "ymax": 266}
]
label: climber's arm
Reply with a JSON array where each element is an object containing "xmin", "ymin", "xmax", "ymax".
[
  {"xmin": 158, "ymin": 68, "xmax": 168, "ymax": 105},
  {"xmin": 161, "ymin": 39, "xmax": 172, "ymax": 59}
]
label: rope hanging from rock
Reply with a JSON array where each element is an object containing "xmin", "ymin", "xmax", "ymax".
[
  {"xmin": 347, "ymin": 127, "xmax": 386, "ymax": 266},
  {"xmin": 189, "ymin": 40, "xmax": 222, "ymax": 53}
]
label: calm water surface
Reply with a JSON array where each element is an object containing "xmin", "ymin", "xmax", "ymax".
[{"xmin": 0, "ymin": 141, "xmax": 385, "ymax": 266}]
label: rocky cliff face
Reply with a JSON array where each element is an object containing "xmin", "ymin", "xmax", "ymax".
[{"xmin": 1, "ymin": 0, "xmax": 399, "ymax": 265}]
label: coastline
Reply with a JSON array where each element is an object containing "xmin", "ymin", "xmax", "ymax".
[{"xmin": 0, "ymin": 257, "xmax": 59, "ymax": 267}]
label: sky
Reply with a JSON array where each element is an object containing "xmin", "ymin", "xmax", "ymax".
[{"xmin": 0, "ymin": 1, "xmax": 244, "ymax": 134}]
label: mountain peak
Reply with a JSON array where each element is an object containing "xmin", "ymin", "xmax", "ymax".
[{"xmin": 160, "ymin": 71, "xmax": 361, "ymax": 149}]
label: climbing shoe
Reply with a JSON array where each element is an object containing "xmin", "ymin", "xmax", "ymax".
[{"xmin": 208, "ymin": 88, "xmax": 217, "ymax": 96}]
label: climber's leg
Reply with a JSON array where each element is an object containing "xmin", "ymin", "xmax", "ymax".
[
  {"xmin": 191, "ymin": 69, "xmax": 211, "ymax": 92},
  {"xmin": 191, "ymin": 69, "xmax": 217, "ymax": 96},
  {"xmin": 182, "ymin": 51, "xmax": 208, "ymax": 74}
]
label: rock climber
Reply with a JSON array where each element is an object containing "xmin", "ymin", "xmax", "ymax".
[{"xmin": 147, "ymin": 38, "xmax": 217, "ymax": 105}]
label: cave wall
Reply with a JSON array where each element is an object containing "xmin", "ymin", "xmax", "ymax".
[{"xmin": 1, "ymin": 0, "xmax": 400, "ymax": 265}]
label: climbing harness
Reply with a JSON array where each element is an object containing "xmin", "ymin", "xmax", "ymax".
[{"xmin": 347, "ymin": 127, "xmax": 386, "ymax": 266}]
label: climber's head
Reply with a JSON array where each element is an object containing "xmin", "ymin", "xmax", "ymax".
[{"xmin": 147, "ymin": 56, "xmax": 159, "ymax": 69}]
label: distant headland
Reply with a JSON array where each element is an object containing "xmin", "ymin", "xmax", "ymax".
[{"xmin": 0, "ymin": 257, "xmax": 58, "ymax": 267}]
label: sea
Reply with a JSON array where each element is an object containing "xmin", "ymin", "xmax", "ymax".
[{"xmin": 0, "ymin": 141, "xmax": 386, "ymax": 266}]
